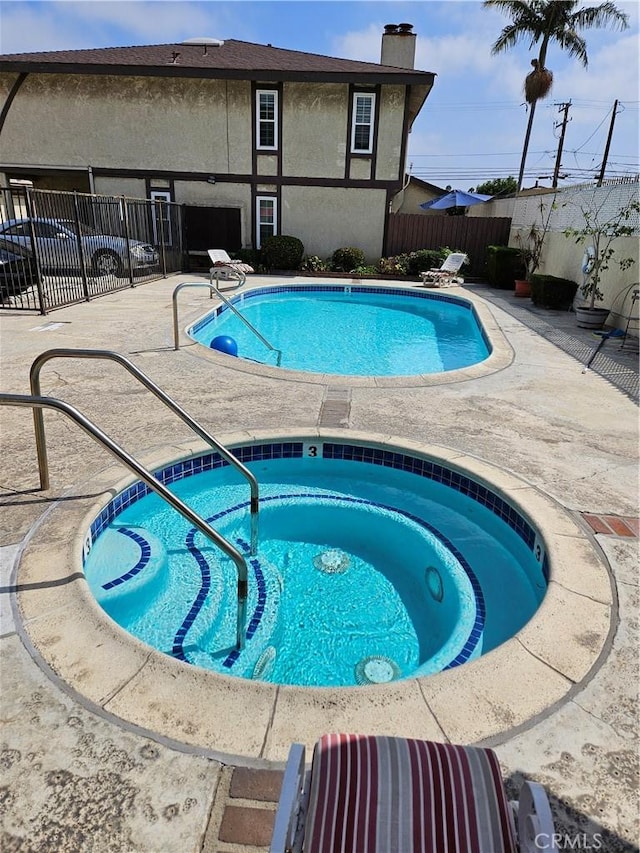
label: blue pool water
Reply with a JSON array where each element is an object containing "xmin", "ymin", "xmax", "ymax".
[
  {"xmin": 189, "ymin": 286, "xmax": 490, "ymax": 376},
  {"xmin": 83, "ymin": 442, "xmax": 547, "ymax": 687}
]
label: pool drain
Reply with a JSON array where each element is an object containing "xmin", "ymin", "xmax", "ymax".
[
  {"xmin": 354, "ymin": 655, "xmax": 400, "ymax": 685},
  {"xmin": 313, "ymin": 548, "xmax": 350, "ymax": 574}
]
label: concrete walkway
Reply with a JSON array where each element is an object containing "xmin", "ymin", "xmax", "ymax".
[{"xmin": 1, "ymin": 273, "xmax": 638, "ymax": 852}]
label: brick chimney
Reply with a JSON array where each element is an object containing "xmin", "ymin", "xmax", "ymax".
[{"xmin": 381, "ymin": 23, "xmax": 416, "ymax": 69}]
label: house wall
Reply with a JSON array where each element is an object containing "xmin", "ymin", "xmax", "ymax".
[
  {"xmin": 282, "ymin": 185, "xmax": 387, "ymax": 261},
  {"xmin": 0, "ymin": 70, "xmax": 412, "ymax": 258},
  {"xmin": 0, "ymin": 74, "xmax": 253, "ymax": 173}
]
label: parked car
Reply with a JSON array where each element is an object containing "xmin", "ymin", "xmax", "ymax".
[
  {"xmin": 0, "ymin": 217, "xmax": 159, "ymax": 277},
  {"xmin": 0, "ymin": 237, "xmax": 38, "ymax": 299}
]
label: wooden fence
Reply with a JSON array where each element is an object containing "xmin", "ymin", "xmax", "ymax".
[{"xmin": 385, "ymin": 214, "xmax": 512, "ymax": 277}]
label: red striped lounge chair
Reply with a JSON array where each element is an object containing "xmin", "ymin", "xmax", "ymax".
[
  {"xmin": 270, "ymin": 733, "xmax": 556, "ymax": 853},
  {"xmin": 420, "ymin": 253, "xmax": 468, "ymax": 288}
]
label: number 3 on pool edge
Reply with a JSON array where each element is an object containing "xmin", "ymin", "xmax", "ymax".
[{"xmin": 304, "ymin": 443, "xmax": 319, "ymax": 458}]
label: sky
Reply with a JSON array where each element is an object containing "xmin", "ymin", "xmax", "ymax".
[{"xmin": 1, "ymin": 0, "xmax": 638, "ymax": 190}]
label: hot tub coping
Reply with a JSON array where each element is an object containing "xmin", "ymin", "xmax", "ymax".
[{"xmin": 13, "ymin": 429, "xmax": 615, "ymax": 767}]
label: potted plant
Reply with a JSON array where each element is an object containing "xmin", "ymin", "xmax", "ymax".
[
  {"xmin": 564, "ymin": 195, "xmax": 639, "ymax": 329},
  {"xmin": 513, "ymin": 195, "xmax": 555, "ymax": 297}
]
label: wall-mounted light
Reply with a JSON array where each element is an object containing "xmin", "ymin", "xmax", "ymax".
[{"xmin": 207, "ymin": 176, "xmax": 216, "ymax": 184}]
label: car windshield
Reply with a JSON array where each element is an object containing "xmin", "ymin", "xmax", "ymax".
[{"xmin": 58, "ymin": 220, "xmax": 102, "ymax": 237}]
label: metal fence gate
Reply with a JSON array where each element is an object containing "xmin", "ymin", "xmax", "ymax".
[{"xmin": 0, "ymin": 187, "xmax": 184, "ymax": 312}]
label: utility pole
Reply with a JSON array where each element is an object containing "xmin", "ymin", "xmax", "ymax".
[
  {"xmin": 597, "ymin": 100, "xmax": 619, "ymax": 186},
  {"xmin": 552, "ymin": 101, "xmax": 571, "ymax": 189}
]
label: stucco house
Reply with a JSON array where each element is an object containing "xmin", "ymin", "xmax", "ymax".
[{"xmin": 0, "ymin": 25, "xmax": 435, "ymax": 262}]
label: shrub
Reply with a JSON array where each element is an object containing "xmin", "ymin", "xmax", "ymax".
[
  {"xmin": 485, "ymin": 245, "xmax": 525, "ymax": 289},
  {"xmin": 352, "ymin": 265, "xmax": 379, "ymax": 275},
  {"xmin": 300, "ymin": 254, "xmax": 328, "ymax": 272},
  {"xmin": 404, "ymin": 249, "xmax": 447, "ymax": 275},
  {"xmin": 530, "ymin": 274, "xmax": 578, "ymax": 310},
  {"xmin": 331, "ymin": 247, "xmax": 365, "ymax": 272},
  {"xmin": 260, "ymin": 235, "xmax": 305, "ymax": 270},
  {"xmin": 378, "ymin": 255, "xmax": 410, "ymax": 275},
  {"xmin": 234, "ymin": 248, "xmax": 261, "ymax": 268}
]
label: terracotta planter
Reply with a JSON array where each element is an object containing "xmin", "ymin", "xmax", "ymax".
[
  {"xmin": 514, "ymin": 279, "xmax": 531, "ymax": 298},
  {"xmin": 575, "ymin": 306, "xmax": 610, "ymax": 330}
]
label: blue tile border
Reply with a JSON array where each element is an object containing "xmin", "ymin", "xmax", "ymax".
[
  {"xmin": 85, "ymin": 440, "xmax": 545, "ymax": 677},
  {"xmin": 86, "ymin": 440, "xmax": 540, "ymax": 566}
]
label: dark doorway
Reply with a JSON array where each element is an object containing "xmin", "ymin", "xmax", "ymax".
[{"xmin": 184, "ymin": 206, "xmax": 242, "ymax": 256}]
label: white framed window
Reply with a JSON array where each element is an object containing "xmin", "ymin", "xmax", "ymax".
[
  {"xmin": 351, "ymin": 92, "xmax": 375, "ymax": 154},
  {"xmin": 256, "ymin": 196, "xmax": 277, "ymax": 248},
  {"xmin": 256, "ymin": 89, "xmax": 278, "ymax": 150},
  {"xmin": 150, "ymin": 190, "xmax": 172, "ymax": 245}
]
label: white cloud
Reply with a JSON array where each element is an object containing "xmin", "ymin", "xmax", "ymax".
[{"xmin": 0, "ymin": 1, "xmax": 227, "ymax": 53}]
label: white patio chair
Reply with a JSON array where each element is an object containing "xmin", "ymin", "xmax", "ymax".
[
  {"xmin": 270, "ymin": 733, "xmax": 556, "ymax": 853},
  {"xmin": 207, "ymin": 249, "xmax": 254, "ymax": 287},
  {"xmin": 420, "ymin": 252, "xmax": 468, "ymax": 287}
]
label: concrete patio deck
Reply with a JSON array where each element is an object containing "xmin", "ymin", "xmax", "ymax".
[{"xmin": 1, "ymin": 273, "xmax": 638, "ymax": 852}]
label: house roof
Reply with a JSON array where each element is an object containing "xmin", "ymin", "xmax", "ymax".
[{"xmin": 0, "ymin": 39, "xmax": 436, "ymax": 86}]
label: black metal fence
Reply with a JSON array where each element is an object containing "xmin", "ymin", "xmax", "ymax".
[{"xmin": 0, "ymin": 187, "xmax": 184, "ymax": 312}]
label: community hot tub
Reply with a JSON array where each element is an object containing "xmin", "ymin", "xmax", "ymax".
[{"xmin": 15, "ymin": 431, "xmax": 613, "ymax": 762}]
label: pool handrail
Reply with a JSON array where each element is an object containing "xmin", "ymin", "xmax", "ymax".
[
  {"xmin": 29, "ymin": 348, "xmax": 259, "ymax": 557},
  {"xmin": 0, "ymin": 392, "xmax": 248, "ymax": 651},
  {"xmin": 172, "ymin": 281, "xmax": 216, "ymax": 351},
  {"xmin": 172, "ymin": 280, "xmax": 282, "ymax": 366},
  {"xmin": 209, "ymin": 282, "xmax": 283, "ymax": 367}
]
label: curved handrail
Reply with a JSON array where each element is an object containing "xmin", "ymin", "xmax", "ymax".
[
  {"xmin": 210, "ymin": 282, "xmax": 282, "ymax": 367},
  {"xmin": 172, "ymin": 280, "xmax": 282, "ymax": 366},
  {"xmin": 172, "ymin": 281, "xmax": 217, "ymax": 351},
  {"xmin": 29, "ymin": 348, "xmax": 259, "ymax": 556},
  {"xmin": 0, "ymin": 392, "xmax": 247, "ymax": 650}
]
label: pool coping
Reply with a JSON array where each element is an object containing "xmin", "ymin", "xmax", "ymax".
[
  {"xmin": 13, "ymin": 429, "xmax": 615, "ymax": 768},
  {"xmin": 181, "ymin": 280, "xmax": 514, "ymax": 386}
]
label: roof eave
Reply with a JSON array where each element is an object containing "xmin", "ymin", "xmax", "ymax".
[{"xmin": 0, "ymin": 60, "xmax": 436, "ymax": 86}]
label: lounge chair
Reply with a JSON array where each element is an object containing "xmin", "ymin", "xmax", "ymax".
[
  {"xmin": 207, "ymin": 249, "xmax": 254, "ymax": 287},
  {"xmin": 420, "ymin": 252, "xmax": 468, "ymax": 288},
  {"xmin": 270, "ymin": 733, "xmax": 556, "ymax": 852}
]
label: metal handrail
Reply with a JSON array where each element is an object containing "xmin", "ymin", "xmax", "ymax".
[
  {"xmin": 29, "ymin": 348, "xmax": 259, "ymax": 556},
  {"xmin": 209, "ymin": 281, "xmax": 282, "ymax": 366},
  {"xmin": 172, "ymin": 281, "xmax": 216, "ymax": 351},
  {"xmin": 0, "ymin": 393, "xmax": 247, "ymax": 650}
]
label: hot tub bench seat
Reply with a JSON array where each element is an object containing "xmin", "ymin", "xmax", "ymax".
[{"xmin": 270, "ymin": 733, "xmax": 555, "ymax": 853}]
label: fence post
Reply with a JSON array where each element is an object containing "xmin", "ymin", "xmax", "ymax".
[
  {"xmin": 71, "ymin": 192, "xmax": 91, "ymax": 301},
  {"xmin": 24, "ymin": 188, "xmax": 48, "ymax": 314},
  {"xmin": 121, "ymin": 197, "xmax": 135, "ymax": 286},
  {"xmin": 156, "ymin": 199, "xmax": 167, "ymax": 277}
]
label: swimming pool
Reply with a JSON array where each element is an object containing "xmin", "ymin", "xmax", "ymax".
[
  {"xmin": 83, "ymin": 438, "xmax": 547, "ymax": 688},
  {"xmin": 189, "ymin": 285, "xmax": 491, "ymax": 376}
]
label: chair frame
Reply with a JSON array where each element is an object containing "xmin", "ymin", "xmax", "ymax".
[
  {"xmin": 419, "ymin": 252, "xmax": 468, "ymax": 288},
  {"xmin": 270, "ymin": 739, "xmax": 557, "ymax": 853}
]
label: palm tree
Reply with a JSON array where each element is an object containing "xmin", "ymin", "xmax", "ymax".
[{"xmin": 484, "ymin": 0, "xmax": 629, "ymax": 190}]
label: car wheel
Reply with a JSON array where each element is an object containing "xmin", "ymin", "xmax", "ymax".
[{"xmin": 92, "ymin": 249, "xmax": 123, "ymax": 277}]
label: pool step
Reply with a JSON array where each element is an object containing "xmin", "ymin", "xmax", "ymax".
[{"xmin": 88, "ymin": 526, "xmax": 168, "ymax": 625}]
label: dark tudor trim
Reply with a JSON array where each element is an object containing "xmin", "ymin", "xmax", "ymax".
[{"xmin": 0, "ymin": 164, "xmax": 403, "ymax": 193}]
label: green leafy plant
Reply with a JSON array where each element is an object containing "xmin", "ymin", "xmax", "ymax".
[
  {"xmin": 513, "ymin": 196, "xmax": 556, "ymax": 279},
  {"xmin": 300, "ymin": 254, "xmax": 328, "ymax": 272},
  {"xmin": 331, "ymin": 247, "xmax": 365, "ymax": 272},
  {"xmin": 377, "ymin": 255, "xmax": 410, "ymax": 275},
  {"xmin": 260, "ymin": 235, "xmax": 305, "ymax": 270},
  {"xmin": 564, "ymin": 195, "xmax": 639, "ymax": 309}
]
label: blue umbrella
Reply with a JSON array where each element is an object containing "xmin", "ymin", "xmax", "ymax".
[{"xmin": 419, "ymin": 189, "xmax": 493, "ymax": 210}]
